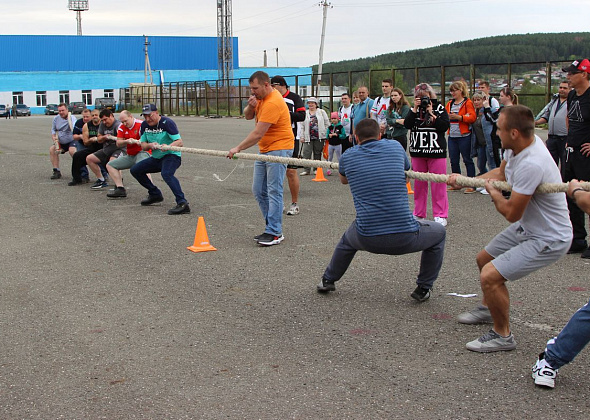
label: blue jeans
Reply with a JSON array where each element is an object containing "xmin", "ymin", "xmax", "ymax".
[
  {"xmin": 323, "ymin": 220, "xmax": 446, "ymax": 289},
  {"xmin": 252, "ymin": 149, "xmax": 291, "ymax": 236},
  {"xmin": 130, "ymin": 154, "xmax": 186, "ymax": 204},
  {"xmin": 448, "ymin": 135, "xmax": 475, "ymax": 177},
  {"xmin": 477, "ymin": 145, "xmax": 488, "ymax": 175},
  {"xmin": 545, "ymin": 297, "xmax": 590, "ymax": 369}
]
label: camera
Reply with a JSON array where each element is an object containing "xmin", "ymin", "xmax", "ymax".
[{"xmin": 418, "ymin": 96, "xmax": 431, "ymax": 120}]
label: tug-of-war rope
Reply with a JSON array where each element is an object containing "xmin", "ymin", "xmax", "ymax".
[{"xmin": 156, "ymin": 144, "xmax": 589, "ymax": 194}]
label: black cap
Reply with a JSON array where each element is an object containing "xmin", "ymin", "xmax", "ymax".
[
  {"xmin": 142, "ymin": 104, "xmax": 157, "ymax": 115},
  {"xmin": 270, "ymin": 75, "xmax": 288, "ymax": 88}
]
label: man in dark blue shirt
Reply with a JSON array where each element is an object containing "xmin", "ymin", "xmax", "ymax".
[{"xmin": 317, "ymin": 118, "xmax": 446, "ymax": 301}]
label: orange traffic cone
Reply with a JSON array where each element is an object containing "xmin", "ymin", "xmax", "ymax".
[
  {"xmin": 406, "ymin": 180, "xmax": 414, "ymax": 195},
  {"xmin": 187, "ymin": 216, "xmax": 217, "ymax": 253},
  {"xmin": 312, "ymin": 167, "xmax": 328, "ymax": 182}
]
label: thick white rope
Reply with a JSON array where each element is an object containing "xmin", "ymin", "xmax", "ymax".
[{"xmin": 156, "ymin": 144, "xmax": 590, "ymax": 194}]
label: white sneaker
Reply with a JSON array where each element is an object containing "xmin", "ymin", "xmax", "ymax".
[
  {"xmin": 413, "ymin": 215, "xmax": 425, "ymax": 221},
  {"xmin": 300, "ymin": 170, "xmax": 309, "ymax": 176},
  {"xmin": 466, "ymin": 329, "xmax": 517, "ymax": 353},
  {"xmin": 286, "ymin": 203, "xmax": 299, "ymax": 215},
  {"xmin": 475, "ymin": 187, "xmax": 484, "ymax": 192},
  {"xmin": 480, "ymin": 189, "xmax": 489, "ymax": 195},
  {"xmin": 434, "ymin": 217, "xmax": 447, "ymax": 227},
  {"xmin": 532, "ymin": 354, "xmax": 557, "ymax": 388}
]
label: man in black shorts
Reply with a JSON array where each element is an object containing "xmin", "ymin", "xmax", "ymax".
[
  {"xmin": 86, "ymin": 109, "xmax": 122, "ymax": 190},
  {"xmin": 270, "ymin": 75, "xmax": 306, "ymax": 215}
]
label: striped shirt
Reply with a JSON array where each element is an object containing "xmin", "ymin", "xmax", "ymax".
[{"xmin": 339, "ymin": 139, "xmax": 418, "ymax": 236}]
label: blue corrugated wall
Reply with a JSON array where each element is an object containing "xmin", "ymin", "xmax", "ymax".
[{"xmin": 0, "ymin": 35, "xmax": 239, "ymax": 72}]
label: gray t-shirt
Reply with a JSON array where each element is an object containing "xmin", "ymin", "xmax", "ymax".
[
  {"xmin": 98, "ymin": 120, "xmax": 122, "ymax": 154},
  {"xmin": 51, "ymin": 114, "xmax": 77, "ymax": 144},
  {"xmin": 503, "ymin": 135, "xmax": 572, "ymax": 242}
]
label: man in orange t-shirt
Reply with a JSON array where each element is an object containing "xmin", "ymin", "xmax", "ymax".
[{"xmin": 228, "ymin": 71, "xmax": 294, "ymax": 246}]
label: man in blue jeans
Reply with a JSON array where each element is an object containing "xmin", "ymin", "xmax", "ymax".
[
  {"xmin": 532, "ymin": 179, "xmax": 590, "ymax": 388},
  {"xmin": 130, "ymin": 104, "xmax": 190, "ymax": 215},
  {"xmin": 317, "ymin": 118, "xmax": 446, "ymax": 301},
  {"xmin": 227, "ymin": 71, "xmax": 294, "ymax": 246}
]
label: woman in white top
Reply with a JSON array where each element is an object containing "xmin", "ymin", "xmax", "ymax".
[{"xmin": 300, "ymin": 97, "xmax": 329, "ymax": 175}]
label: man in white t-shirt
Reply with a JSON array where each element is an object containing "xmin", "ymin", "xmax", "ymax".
[
  {"xmin": 339, "ymin": 92, "xmax": 354, "ymax": 153},
  {"xmin": 477, "ymin": 80, "xmax": 500, "ymax": 109},
  {"xmin": 449, "ymin": 105, "xmax": 572, "ymax": 353},
  {"xmin": 370, "ymin": 78, "xmax": 393, "ymax": 130}
]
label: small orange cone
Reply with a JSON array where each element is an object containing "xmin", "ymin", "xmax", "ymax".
[
  {"xmin": 187, "ymin": 216, "xmax": 217, "ymax": 253},
  {"xmin": 406, "ymin": 181, "xmax": 414, "ymax": 195},
  {"xmin": 312, "ymin": 167, "xmax": 328, "ymax": 182}
]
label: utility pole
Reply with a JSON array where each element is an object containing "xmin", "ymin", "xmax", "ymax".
[
  {"xmin": 263, "ymin": 50, "xmax": 268, "ymax": 67},
  {"xmin": 144, "ymin": 35, "xmax": 153, "ymax": 85},
  {"xmin": 316, "ymin": 0, "xmax": 332, "ymax": 97},
  {"xmin": 276, "ymin": 48, "xmax": 279, "ymax": 67}
]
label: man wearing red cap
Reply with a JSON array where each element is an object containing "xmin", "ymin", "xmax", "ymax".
[{"xmin": 562, "ymin": 59, "xmax": 590, "ymax": 257}]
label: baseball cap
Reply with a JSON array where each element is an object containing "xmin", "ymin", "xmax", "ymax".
[
  {"xmin": 307, "ymin": 97, "xmax": 318, "ymax": 104},
  {"xmin": 270, "ymin": 75, "xmax": 288, "ymax": 87},
  {"xmin": 562, "ymin": 59, "xmax": 590, "ymax": 74},
  {"xmin": 330, "ymin": 112, "xmax": 339, "ymax": 119},
  {"xmin": 142, "ymin": 104, "xmax": 157, "ymax": 115}
]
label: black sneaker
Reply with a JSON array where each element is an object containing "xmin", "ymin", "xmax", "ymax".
[
  {"xmin": 411, "ymin": 286, "xmax": 431, "ymax": 302},
  {"xmin": 50, "ymin": 169, "xmax": 61, "ymax": 179},
  {"xmin": 581, "ymin": 247, "xmax": 590, "ymax": 259},
  {"xmin": 254, "ymin": 233, "xmax": 265, "ymax": 241},
  {"xmin": 141, "ymin": 195, "xmax": 164, "ymax": 206},
  {"xmin": 257, "ymin": 233, "xmax": 284, "ymax": 246},
  {"xmin": 68, "ymin": 179, "xmax": 83, "ymax": 186},
  {"xmin": 568, "ymin": 241, "xmax": 588, "ymax": 254},
  {"xmin": 317, "ymin": 278, "xmax": 336, "ymax": 293},
  {"xmin": 106, "ymin": 187, "xmax": 127, "ymax": 198},
  {"xmin": 90, "ymin": 180, "xmax": 108, "ymax": 190},
  {"xmin": 167, "ymin": 202, "xmax": 191, "ymax": 215}
]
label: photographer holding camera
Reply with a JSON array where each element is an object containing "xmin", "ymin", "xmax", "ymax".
[{"xmin": 404, "ymin": 83, "xmax": 450, "ymax": 227}]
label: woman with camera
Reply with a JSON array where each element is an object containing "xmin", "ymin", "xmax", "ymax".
[
  {"xmin": 446, "ymin": 81, "xmax": 477, "ymax": 193},
  {"xmin": 404, "ymin": 83, "xmax": 450, "ymax": 227}
]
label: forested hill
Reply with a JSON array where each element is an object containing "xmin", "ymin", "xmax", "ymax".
[{"xmin": 315, "ymin": 33, "xmax": 590, "ymax": 72}]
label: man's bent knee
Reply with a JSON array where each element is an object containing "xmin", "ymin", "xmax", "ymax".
[
  {"xmin": 476, "ymin": 249, "xmax": 494, "ymax": 270},
  {"xmin": 480, "ymin": 262, "xmax": 505, "ymax": 292}
]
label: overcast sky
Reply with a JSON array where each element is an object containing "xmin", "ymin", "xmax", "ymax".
[{"xmin": 1, "ymin": 0, "xmax": 588, "ymax": 68}]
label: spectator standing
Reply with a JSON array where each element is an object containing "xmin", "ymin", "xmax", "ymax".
[
  {"xmin": 404, "ymin": 83, "xmax": 450, "ymax": 227},
  {"xmin": 351, "ymin": 86, "xmax": 374, "ymax": 139},
  {"xmin": 300, "ymin": 97, "xmax": 329, "ymax": 176},
  {"xmin": 326, "ymin": 112, "xmax": 346, "ymax": 175},
  {"xmin": 470, "ymin": 92, "xmax": 490, "ymax": 177},
  {"xmin": 385, "ymin": 88, "xmax": 410, "ymax": 149},
  {"xmin": 535, "ymin": 81, "xmax": 570, "ymax": 171},
  {"xmin": 561, "ymin": 59, "xmax": 590, "ymax": 256},
  {"xmin": 339, "ymin": 93, "xmax": 354, "ymax": 153},
  {"xmin": 371, "ymin": 78, "xmax": 393, "ymax": 128},
  {"xmin": 477, "ymin": 81, "xmax": 500, "ymax": 109},
  {"xmin": 5, "ymin": 104, "xmax": 10, "ymax": 119},
  {"xmin": 446, "ymin": 81, "xmax": 477, "ymax": 193},
  {"xmin": 49, "ymin": 103, "xmax": 77, "ymax": 179},
  {"xmin": 227, "ymin": 71, "xmax": 293, "ymax": 246},
  {"xmin": 270, "ymin": 75, "xmax": 306, "ymax": 216}
]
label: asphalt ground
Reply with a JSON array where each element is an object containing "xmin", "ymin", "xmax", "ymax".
[{"xmin": 0, "ymin": 115, "xmax": 589, "ymax": 419}]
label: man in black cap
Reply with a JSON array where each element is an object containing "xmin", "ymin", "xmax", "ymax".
[
  {"xmin": 562, "ymin": 59, "xmax": 590, "ymax": 257},
  {"xmin": 130, "ymin": 104, "xmax": 190, "ymax": 215},
  {"xmin": 270, "ymin": 75, "xmax": 306, "ymax": 215}
]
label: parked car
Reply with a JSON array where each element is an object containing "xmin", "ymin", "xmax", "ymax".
[
  {"xmin": 95, "ymin": 97, "xmax": 116, "ymax": 111},
  {"xmin": 16, "ymin": 104, "xmax": 31, "ymax": 116},
  {"xmin": 44, "ymin": 104, "xmax": 59, "ymax": 115},
  {"xmin": 68, "ymin": 102, "xmax": 86, "ymax": 114},
  {"xmin": 0, "ymin": 105, "xmax": 8, "ymax": 118}
]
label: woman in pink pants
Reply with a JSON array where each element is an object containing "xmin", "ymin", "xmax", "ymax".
[{"xmin": 404, "ymin": 83, "xmax": 450, "ymax": 227}]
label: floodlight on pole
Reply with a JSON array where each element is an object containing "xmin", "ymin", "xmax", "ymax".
[{"xmin": 68, "ymin": 0, "xmax": 89, "ymax": 36}]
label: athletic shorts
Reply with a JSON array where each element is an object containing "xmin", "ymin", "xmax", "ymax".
[
  {"xmin": 485, "ymin": 223, "xmax": 571, "ymax": 281},
  {"xmin": 93, "ymin": 148, "xmax": 124, "ymax": 166},
  {"xmin": 107, "ymin": 151, "xmax": 150, "ymax": 170},
  {"xmin": 58, "ymin": 141, "xmax": 75, "ymax": 153},
  {"xmin": 287, "ymin": 139, "xmax": 302, "ymax": 169}
]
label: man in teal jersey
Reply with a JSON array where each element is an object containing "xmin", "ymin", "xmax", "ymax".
[{"xmin": 130, "ymin": 104, "xmax": 190, "ymax": 215}]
